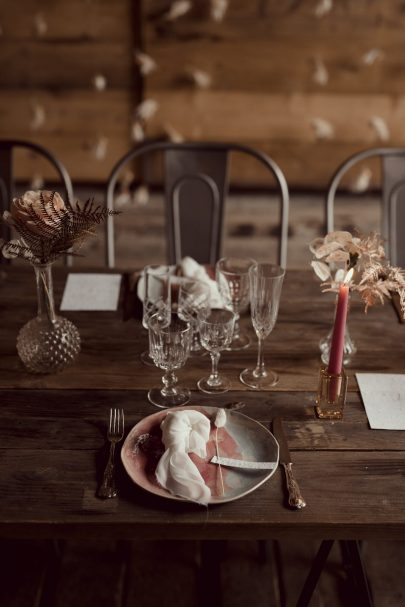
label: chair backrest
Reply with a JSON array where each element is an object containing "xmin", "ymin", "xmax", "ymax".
[
  {"xmin": 0, "ymin": 139, "xmax": 74, "ymax": 254},
  {"xmin": 105, "ymin": 141, "xmax": 289, "ymax": 268},
  {"xmin": 326, "ymin": 147, "xmax": 405, "ymax": 266}
]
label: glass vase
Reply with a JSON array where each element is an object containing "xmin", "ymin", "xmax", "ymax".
[{"xmin": 17, "ymin": 263, "xmax": 81, "ymax": 373}]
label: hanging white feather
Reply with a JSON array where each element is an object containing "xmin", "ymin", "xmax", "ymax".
[
  {"xmin": 312, "ymin": 57, "xmax": 329, "ymax": 86},
  {"xmin": 34, "ymin": 13, "xmax": 48, "ymax": 37},
  {"xmin": 30, "ymin": 102, "xmax": 46, "ymax": 131},
  {"xmin": 30, "ymin": 173, "xmax": 44, "ymax": 190},
  {"xmin": 132, "ymin": 184, "xmax": 150, "ymax": 207},
  {"xmin": 92, "ymin": 136, "xmax": 109, "ymax": 161},
  {"xmin": 369, "ymin": 116, "xmax": 390, "ymax": 141},
  {"xmin": 164, "ymin": 0, "xmax": 192, "ymax": 21},
  {"xmin": 164, "ymin": 123, "xmax": 184, "ymax": 143},
  {"xmin": 314, "ymin": 0, "xmax": 333, "ymax": 18},
  {"xmin": 136, "ymin": 99, "xmax": 158, "ymax": 122},
  {"xmin": 361, "ymin": 49, "xmax": 383, "ymax": 66},
  {"xmin": 214, "ymin": 409, "xmax": 227, "ymax": 428},
  {"xmin": 310, "ymin": 117, "xmax": 334, "ymax": 140},
  {"xmin": 210, "ymin": 0, "xmax": 228, "ymax": 22},
  {"xmin": 349, "ymin": 167, "xmax": 372, "ymax": 193},
  {"xmin": 132, "ymin": 121, "xmax": 145, "ymax": 142},
  {"xmin": 185, "ymin": 67, "xmax": 212, "ymax": 89},
  {"xmin": 114, "ymin": 192, "xmax": 132, "ymax": 208},
  {"xmin": 92, "ymin": 74, "xmax": 107, "ymax": 91},
  {"xmin": 134, "ymin": 51, "xmax": 157, "ymax": 76}
]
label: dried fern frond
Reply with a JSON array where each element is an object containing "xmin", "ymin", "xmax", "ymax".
[{"xmin": 2, "ymin": 191, "xmax": 120, "ymax": 265}]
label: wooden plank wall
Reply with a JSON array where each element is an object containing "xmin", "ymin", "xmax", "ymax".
[
  {"xmin": 0, "ymin": 0, "xmax": 138, "ymax": 183},
  {"xmin": 0, "ymin": 1, "xmax": 404, "ymax": 188},
  {"xmin": 143, "ymin": 0, "xmax": 405, "ymax": 188}
]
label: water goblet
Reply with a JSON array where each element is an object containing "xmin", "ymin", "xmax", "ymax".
[
  {"xmin": 140, "ymin": 265, "xmax": 173, "ymax": 365},
  {"xmin": 197, "ymin": 309, "xmax": 236, "ymax": 394},
  {"xmin": 240, "ymin": 264, "xmax": 285, "ymax": 389},
  {"xmin": 177, "ymin": 278, "xmax": 211, "ymax": 356},
  {"xmin": 148, "ymin": 314, "xmax": 192, "ymax": 408},
  {"xmin": 216, "ymin": 257, "xmax": 256, "ymax": 350}
]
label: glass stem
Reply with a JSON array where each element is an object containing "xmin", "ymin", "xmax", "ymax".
[
  {"xmin": 191, "ymin": 329, "xmax": 202, "ymax": 352},
  {"xmin": 233, "ymin": 314, "xmax": 241, "ymax": 339},
  {"xmin": 208, "ymin": 352, "xmax": 221, "ymax": 386},
  {"xmin": 255, "ymin": 336, "xmax": 266, "ymax": 377},
  {"xmin": 161, "ymin": 369, "xmax": 178, "ymax": 397},
  {"xmin": 34, "ymin": 264, "xmax": 56, "ymax": 325}
]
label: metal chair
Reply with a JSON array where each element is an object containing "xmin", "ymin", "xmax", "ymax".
[
  {"xmin": 105, "ymin": 141, "xmax": 289, "ymax": 268},
  {"xmin": 0, "ymin": 139, "xmax": 74, "ymax": 247},
  {"xmin": 326, "ymin": 147, "xmax": 405, "ymax": 266}
]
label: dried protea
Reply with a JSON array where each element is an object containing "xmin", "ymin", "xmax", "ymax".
[{"xmin": 2, "ymin": 190, "xmax": 119, "ymax": 264}]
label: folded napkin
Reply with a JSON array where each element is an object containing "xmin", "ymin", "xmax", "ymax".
[
  {"xmin": 136, "ymin": 257, "xmax": 223, "ymax": 308},
  {"xmin": 180, "ymin": 257, "xmax": 223, "ymax": 308},
  {"xmin": 356, "ymin": 373, "xmax": 405, "ymax": 429},
  {"xmin": 155, "ymin": 410, "xmax": 211, "ymax": 503}
]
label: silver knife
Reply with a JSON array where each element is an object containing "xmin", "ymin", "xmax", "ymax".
[{"xmin": 272, "ymin": 416, "xmax": 306, "ymax": 509}]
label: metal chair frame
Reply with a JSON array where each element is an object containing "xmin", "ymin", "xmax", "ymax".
[
  {"xmin": 105, "ymin": 141, "xmax": 289, "ymax": 268},
  {"xmin": 326, "ymin": 147, "xmax": 405, "ymax": 266}
]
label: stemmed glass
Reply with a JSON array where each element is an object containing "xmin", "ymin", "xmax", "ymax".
[
  {"xmin": 240, "ymin": 264, "xmax": 285, "ymax": 389},
  {"xmin": 148, "ymin": 314, "xmax": 193, "ymax": 408},
  {"xmin": 177, "ymin": 279, "xmax": 211, "ymax": 356},
  {"xmin": 140, "ymin": 265, "xmax": 173, "ymax": 365},
  {"xmin": 197, "ymin": 309, "xmax": 236, "ymax": 394},
  {"xmin": 216, "ymin": 257, "xmax": 256, "ymax": 350}
]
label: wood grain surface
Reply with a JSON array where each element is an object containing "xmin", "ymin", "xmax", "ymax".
[{"xmin": 0, "ymin": 266, "xmax": 404, "ymax": 540}]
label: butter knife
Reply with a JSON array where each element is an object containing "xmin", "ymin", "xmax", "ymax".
[{"xmin": 272, "ymin": 416, "xmax": 306, "ymax": 509}]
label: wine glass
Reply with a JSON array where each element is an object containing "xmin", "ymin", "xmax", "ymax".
[
  {"xmin": 148, "ymin": 314, "xmax": 193, "ymax": 408},
  {"xmin": 177, "ymin": 278, "xmax": 211, "ymax": 356},
  {"xmin": 240, "ymin": 264, "xmax": 285, "ymax": 389},
  {"xmin": 216, "ymin": 257, "xmax": 257, "ymax": 350},
  {"xmin": 139, "ymin": 265, "xmax": 173, "ymax": 365},
  {"xmin": 197, "ymin": 309, "xmax": 236, "ymax": 394}
]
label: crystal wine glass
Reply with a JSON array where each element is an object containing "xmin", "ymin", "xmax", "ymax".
[
  {"xmin": 216, "ymin": 257, "xmax": 256, "ymax": 350},
  {"xmin": 197, "ymin": 309, "xmax": 236, "ymax": 394},
  {"xmin": 140, "ymin": 265, "xmax": 173, "ymax": 365},
  {"xmin": 148, "ymin": 314, "xmax": 192, "ymax": 408},
  {"xmin": 177, "ymin": 278, "xmax": 211, "ymax": 356},
  {"xmin": 240, "ymin": 264, "xmax": 285, "ymax": 389}
]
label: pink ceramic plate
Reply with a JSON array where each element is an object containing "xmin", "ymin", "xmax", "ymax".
[{"xmin": 121, "ymin": 405, "xmax": 279, "ymax": 504}]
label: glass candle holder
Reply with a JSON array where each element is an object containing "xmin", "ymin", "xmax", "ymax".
[{"xmin": 315, "ymin": 365, "xmax": 348, "ymax": 420}]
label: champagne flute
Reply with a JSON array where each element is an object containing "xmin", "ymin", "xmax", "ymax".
[
  {"xmin": 240, "ymin": 264, "xmax": 285, "ymax": 389},
  {"xmin": 197, "ymin": 309, "xmax": 236, "ymax": 394},
  {"xmin": 148, "ymin": 314, "xmax": 192, "ymax": 408},
  {"xmin": 216, "ymin": 257, "xmax": 256, "ymax": 350},
  {"xmin": 177, "ymin": 278, "xmax": 211, "ymax": 356}
]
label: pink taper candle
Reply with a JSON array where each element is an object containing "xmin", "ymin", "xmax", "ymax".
[{"xmin": 327, "ymin": 270, "xmax": 353, "ymax": 375}]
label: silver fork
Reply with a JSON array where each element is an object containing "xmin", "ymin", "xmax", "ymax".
[{"xmin": 98, "ymin": 408, "xmax": 125, "ymax": 499}]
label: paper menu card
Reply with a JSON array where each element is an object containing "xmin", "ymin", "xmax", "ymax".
[
  {"xmin": 60, "ymin": 273, "xmax": 122, "ymax": 311},
  {"xmin": 356, "ymin": 373, "xmax": 405, "ymax": 430}
]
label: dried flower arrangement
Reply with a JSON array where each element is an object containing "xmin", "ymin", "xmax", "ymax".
[
  {"xmin": 1, "ymin": 190, "xmax": 119, "ymax": 264},
  {"xmin": 310, "ymin": 230, "xmax": 405, "ymax": 315}
]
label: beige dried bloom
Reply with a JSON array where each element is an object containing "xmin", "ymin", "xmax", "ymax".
[{"xmin": 310, "ymin": 230, "xmax": 405, "ymax": 315}]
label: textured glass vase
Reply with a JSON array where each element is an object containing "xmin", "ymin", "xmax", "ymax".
[{"xmin": 17, "ymin": 263, "xmax": 81, "ymax": 373}]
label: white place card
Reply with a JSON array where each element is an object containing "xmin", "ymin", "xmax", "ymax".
[
  {"xmin": 60, "ymin": 273, "xmax": 122, "ymax": 311},
  {"xmin": 356, "ymin": 373, "xmax": 405, "ymax": 430}
]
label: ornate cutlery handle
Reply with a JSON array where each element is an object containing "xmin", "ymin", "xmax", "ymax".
[
  {"xmin": 282, "ymin": 462, "xmax": 306, "ymax": 509},
  {"xmin": 98, "ymin": 443, "xmax": 117, "ymax": 498}
]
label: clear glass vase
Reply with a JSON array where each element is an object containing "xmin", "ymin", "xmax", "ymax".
[
  {"xmin": 17, "ymin": 263, "xmax": 81, "ymax": 373},
  {"xmin": 319, "ymin": 295, "xmax": 357, "ymax": 366}
]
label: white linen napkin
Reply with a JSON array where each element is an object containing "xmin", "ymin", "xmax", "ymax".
[
  {"xmin": 356, "ymin": 373, "xmax": 405, "ymax": 430},
  {"xmin": 155, "ymin": 409, "xmax": 211, "ymax": 503},
  {"xmin": 180, "ymin": 257, "xmax": 223, "ymax": 308},
  {"xmin": 137, "ymin": 257, "xmax": 223, "ymax": 308}
]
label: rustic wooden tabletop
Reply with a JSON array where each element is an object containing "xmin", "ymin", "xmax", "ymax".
[{"xmin": 1, "ymin": 265, "xmax": 404, "ymax": 541}]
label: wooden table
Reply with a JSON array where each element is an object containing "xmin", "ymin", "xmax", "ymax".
[{"xmin": 1, "ymin": 265, "xmax": 405, "ymax": 544}]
